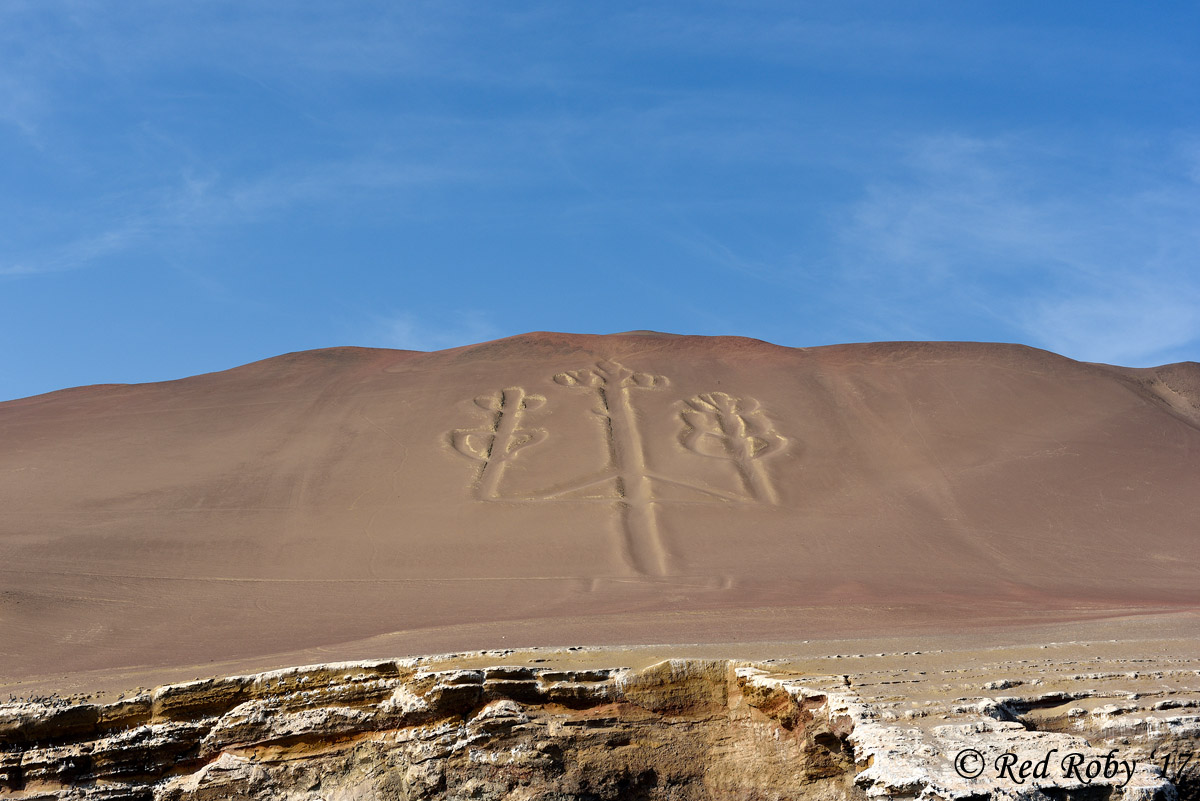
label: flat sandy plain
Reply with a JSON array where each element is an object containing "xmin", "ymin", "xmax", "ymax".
[{"xmin": 1, "ymin": 332, "xmax": 1198, "ymax": 698}]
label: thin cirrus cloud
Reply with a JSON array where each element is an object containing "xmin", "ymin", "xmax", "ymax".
[
  {"xmin": 2, "ymin": 2, "xmax": 1199, "ymax": 402},
  {"xmin": 0, "ymin": 225, "xmax": 148, "ymax": 277},
  {"xmin": 834, "ymin": 134, "xmax": 1200, "ymax": 366},
  {"xmin": 1026, "ymin": 285, "xmax": 1200, "ymax": 368},
  {"xmin": 376, "ymin": 311, "xmax": 500, "ymax": 354},
  {"xmin": 164, "ymin": 158, "xmax": 481, "ymax": 229},
  {"xmin": 1, "ymin": 155, "xmax": 480, "ymax": 277}
]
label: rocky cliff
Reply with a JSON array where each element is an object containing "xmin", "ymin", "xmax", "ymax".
[{"xmin": 3, "ymin": 650, "xmax": 1197, "ymax": 800}]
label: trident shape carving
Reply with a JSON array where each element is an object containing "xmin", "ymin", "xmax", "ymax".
[{"xmin": 446, "ymin": 360, "xmax": 788, "ymax": 577}]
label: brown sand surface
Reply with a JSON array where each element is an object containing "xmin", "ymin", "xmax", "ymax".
[
  {"xmin": 1, "ymin": 333, "xmax": 1198, "ymax": 691},
  {"xmin": 3, "ymin": 610, "xmax": 1196, "ymax": 702}
]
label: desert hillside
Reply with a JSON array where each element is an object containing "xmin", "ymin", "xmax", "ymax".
[{"xmin": 1, "ymin": 332, "xmax": 1198, "ymax": 683}]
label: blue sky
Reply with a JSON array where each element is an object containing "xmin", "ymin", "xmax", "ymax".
[{"xmin": 3, "ymin": 2, "xmax": 1199, "ymax": 400}]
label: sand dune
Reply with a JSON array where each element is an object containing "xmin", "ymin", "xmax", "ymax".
[{"xmin": 1, "ymin": 333, "xmax": 1197, "ymax": 684}]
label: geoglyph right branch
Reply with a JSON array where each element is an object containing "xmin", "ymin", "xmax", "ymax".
[{"xmin": 679, "ymin": 392, "xmax": 786, "ymax": 504}]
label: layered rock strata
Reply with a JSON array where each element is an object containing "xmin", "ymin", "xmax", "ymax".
[{"xmin": 1, "ymin": 653, "xmax": 1197, "ymax": 800}]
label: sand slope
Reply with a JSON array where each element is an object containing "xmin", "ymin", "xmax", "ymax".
[{"xmin": 1, "ymin": 333, "xmax": 1197, "ymax": 681}]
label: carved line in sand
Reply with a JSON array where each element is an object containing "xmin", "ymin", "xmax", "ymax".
[
  {"xmin": 448, "ymin": 361, "xmax": 787, "ymax": 576},
  {"xmin": 450, "ymin": 387, "xmax": 548, "ymax": 500},
  {"xmin": 553, "ymin": 361, "xmax": 671, "ymax": 575},
  {"xmin": 679, "ymin": 392, "xmax": 786, "ymax": 505}
]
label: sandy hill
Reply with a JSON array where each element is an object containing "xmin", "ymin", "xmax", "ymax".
[{"xmin": 1, "ymin": 332, "xmax": 1198, "ymax": 685}]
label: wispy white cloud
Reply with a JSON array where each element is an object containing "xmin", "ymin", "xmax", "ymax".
[
  {"xmin": 370, "ymin": 310, "xmax": 500, "ymax": 352},
  {"xmin": 1023, "ymin": 283, "xmax": 1200, "ymax": 367},
  {"xmin": 0, "ymin": 72, "xmax": 43, "ymax": 142},
  {"xmin": 0, "ymin": 150, "xmax": 483, "ymax": 277},
  {"xmin": 4, "ymin": 1, "xmax": 1199, "ymax": 375},
  {"xmin": 835, "ymin": 133, "xmax": 1200, "ymax": 365},
  {"xmin": 0, "ymin": 222, "xmax": 147, "ymax": 277},
  {"xmin": 0, "ymin": 1, "xmax": 514, "ymax": 276}
]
